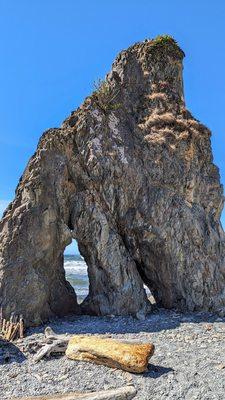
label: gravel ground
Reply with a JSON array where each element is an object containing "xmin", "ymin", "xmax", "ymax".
[{"xmin": 1, "ymin": 308, "xmax": 225, "ymax": 400}]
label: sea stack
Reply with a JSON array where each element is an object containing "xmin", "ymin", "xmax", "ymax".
[{"xmin": 0, "ymin": 36, "xmax": 224, "ymax": 326}]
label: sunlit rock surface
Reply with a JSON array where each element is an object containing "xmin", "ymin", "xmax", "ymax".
[{"xmin": 0, "ymin": 36, "xmax": 224, "ymax": 326}]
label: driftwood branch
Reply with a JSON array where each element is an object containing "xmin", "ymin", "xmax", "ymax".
[
  {"xmin": 32, "ymin": 328, "xmax": 109, "ymax": 361},
  {"xmin": 12, "ymin": 385, "xmax": 137, "ymax": 400},
  {"xmin": 44, "ymin": 326, "xmax": 73, "ymax": 341},
  {"xmin": 33, "ymin": 339, "xmax": 69, "ymax": 362},
  {"xmin": 32, "ymin": 327, "xmax": 72, "ymax": 362}
]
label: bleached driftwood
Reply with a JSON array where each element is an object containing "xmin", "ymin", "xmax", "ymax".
[
  {"xmin": 66, "ymin": 335, "xmax": 155, "ymax": 373},
  {"xmin": 44, "ymin": 326, "xmax": 72, "ymax": 340},
  {"xmin": 32, "ymin": 327, "xmax": 72, "ymax": 362},
  {"xmin": 33, "ymin": 339, "xmax": 69, "ymax": 362},
  {"xmin": 32, "ymin": 328, "xmax": 111, "ymax": 362},
  {"xmin": 12, "ymin": 385, "xmax": 137, "ymax": 400}
]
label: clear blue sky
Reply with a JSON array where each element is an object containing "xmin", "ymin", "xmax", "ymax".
[{"xmin": 0, "ymin": 0, "xmax": 224, "ymax": 255}]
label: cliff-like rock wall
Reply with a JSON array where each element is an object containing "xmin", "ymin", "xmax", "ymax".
[{"xmin": 0, "ymin": 36, "xmax": 225, "ymax": 326}]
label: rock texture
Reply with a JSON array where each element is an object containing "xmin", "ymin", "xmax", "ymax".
[{"xmin": 0, "ymin": 36, "xmax": 224, "ymax": 326}]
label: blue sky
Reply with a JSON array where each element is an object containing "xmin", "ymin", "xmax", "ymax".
[{"xmin": 0, "ymin": 0, "xmax": 224, "ymax": 255}]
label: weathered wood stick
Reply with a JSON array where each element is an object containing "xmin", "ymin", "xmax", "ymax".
[
  {"xmin": 10, "ymin": 322, "xmax": 20, "ymax": 342},
  {"xmin": 5, "ymin": 314, "xmax": 14, "ymax": 340},
  {"xmin": 0, "ymin": 306, "xmax": 3, "ymax": 332},
  {"xmin": 5, "ymin": 323, "xmax": 12, "ymax": 340},
  {"xmin": 14, "ymin": 314, "xmax": 18, "ymax": 324},
  {"xmin": 0, "ymin": 313, "xmax": 23, "ymax": 341},
  {"xmin": 12, "ymin": 385, "xmax": 137, "ymax": 400},
  {"xmin": 19, "ymin": 314, "xmax": 24, "ymax": 339},
  {"xmin": 2, "ymin": 318, "xmax": 6, "ymax": 333},
  {"xmin": 66, "ymin": 335, "xmax": 155, "ymax": 373},
  {"xmin": 5, "ymin": 320, "xmax": 10, "ymax": 337}
]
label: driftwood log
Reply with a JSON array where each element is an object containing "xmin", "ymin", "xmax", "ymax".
[
  {"xmin": 12, "ymin": 385, "xmax": 137, "ymax": 400},
  {"xmin": 31, "ymin": 328, "xmax": 154, "ymax": 374},
  {"xmin": 66, "ymin": 335, "xmax": 154, "ymax": 373}
]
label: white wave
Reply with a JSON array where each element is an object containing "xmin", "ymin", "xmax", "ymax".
[
  {"xmin": 64, "ymin": 260, "xmax": 87, "ymax": 275},
  {"xmin": 76, "ymin": 288, "xmax": 89, "ymax": 296}
]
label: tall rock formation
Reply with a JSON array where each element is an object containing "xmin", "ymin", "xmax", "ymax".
[{"xmin": 0, "ymin": 36, "xmax": 225, "ymax": 326}]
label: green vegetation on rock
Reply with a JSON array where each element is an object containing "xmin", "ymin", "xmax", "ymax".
[
  {"xmin": 149, "ymin": 35, "xmax": 185, "ymax": 59},
  {"xmin": 92, "ymin": 78, "xmax": 121, "ymax": 113}
]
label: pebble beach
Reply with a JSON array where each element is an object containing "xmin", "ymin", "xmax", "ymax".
[{"xmin": 1, "ymin": 309, "xmax": 225, "ymax": 400}]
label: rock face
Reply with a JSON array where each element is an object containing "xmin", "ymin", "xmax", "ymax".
[{"xmin": 0, "ymin": 36, "xmax": 225, "ymax": 326}]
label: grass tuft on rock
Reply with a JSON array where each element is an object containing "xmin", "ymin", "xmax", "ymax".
[
  {"xmin": 92, "ymin": 78, "xmax": 121, "ymax": 113},
  {"xmin": 149, "ymin": 35, "xmax": 185, "ymax": 59}
]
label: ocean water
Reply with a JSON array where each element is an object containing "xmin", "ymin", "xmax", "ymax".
[{"xmin": 64, "ymin": 255, "xmax": 89, "ymax": 300}]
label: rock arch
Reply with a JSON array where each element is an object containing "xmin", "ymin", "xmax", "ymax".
[{"xmin": 0, "ymin": 37, "xmax": 225, "ymax": 326}]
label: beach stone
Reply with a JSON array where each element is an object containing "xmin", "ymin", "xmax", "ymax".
[{"xmin": 0, "ymin": 36, "xmax": 225, "ymax": 326}]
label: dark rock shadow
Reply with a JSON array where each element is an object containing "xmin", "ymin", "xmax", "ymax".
[
  {"xmin": 0, "ymin": 338, "xmax": 26, "ymax": 365},
  {"xmin": 144, "ymin": 363, "xmax": 174, "ymax": 379},
  {"xmin": 26, "ymin": 307, "xmax": 225, "ymax": 337}
]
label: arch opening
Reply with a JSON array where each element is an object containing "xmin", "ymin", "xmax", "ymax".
[
  {"xmin": 63, "ymin": 239, "xmax": 89, "ymax": 304},
  {"xmin": 63, "ymin": 238, "xmax": 156, "ymax": 311}
]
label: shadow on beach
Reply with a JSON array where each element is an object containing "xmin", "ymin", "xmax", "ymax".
[
  {"xmin": 26, "ymin": 307, "xmax": 224, "ymax": 337},
  {"xmin": 145, "ymin": 363, "xmax": 174, "ymax": 378},
  {"xmin": 0, "ymin": 338, "xmax": 26, "ymax": 365}
]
